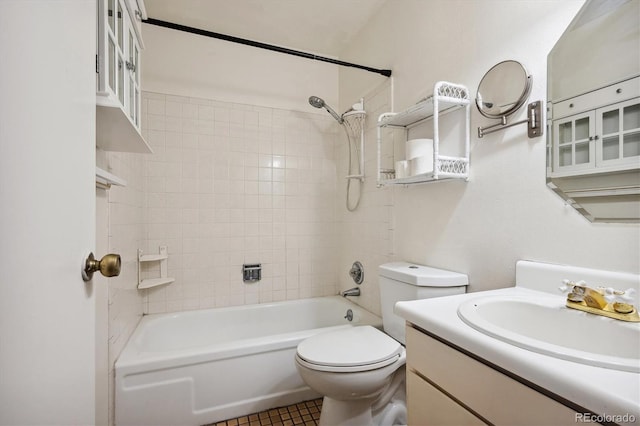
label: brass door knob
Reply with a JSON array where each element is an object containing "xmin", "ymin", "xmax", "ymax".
[{"xmin": 82, "ymin": 252, "xmax": 121, "ymax": 281}]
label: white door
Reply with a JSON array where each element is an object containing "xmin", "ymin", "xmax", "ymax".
[{"xmin": 0, "ymin": 1, "xmax": 97, "ymax": 424}]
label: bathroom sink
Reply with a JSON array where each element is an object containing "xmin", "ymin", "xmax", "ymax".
[{"xmin": 457, "ymin": 294, "xmax": 640, "ymax": 372}]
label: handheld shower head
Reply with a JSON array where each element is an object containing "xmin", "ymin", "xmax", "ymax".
[
  {"xmin": 308, "ymin": 96, "xmax": 325, "ymax": 109},
  {"xmin": 308, "ymin": 95, "xmax": 343, "ymax": 124}
]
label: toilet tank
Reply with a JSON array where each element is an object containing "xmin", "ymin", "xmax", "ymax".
[{"xmin": 379, "ymin": 262, "xmax": 468, "ymax": 344}]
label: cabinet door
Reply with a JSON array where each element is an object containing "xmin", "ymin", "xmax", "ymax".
[
  {"xmin": 406, "ymin": 326, "xmax": 580, "ymax": 425},
  {"xmin": 115, "ymin": 0, "xmax": 126, "ymax": 106},
  {"xmin": 596, "ymin": 98, "xmax": 640, "ymax": 168},
  {"xmin": 127, "ymin": 0, "xmax": 144, "ymax": 37},
  {"xmin": 126, "ymin": 24, "xmax": 141, "ymax": 128},
  {"xmin": 106, "ymin": 0, "xmax": 116, "ymax": 95},
  {"xmin": 553, "ymin": 111, "xmax": 596, "ymax": 174},
  {"xmin": 97, "ymin": 0, "xmax": 126, "ymax": 104},
  {"xmin": 407, "ymin": 371, "xmax": 486, "ymax": 426},
  {"xmin": 97, "ymin": 0, "xmax": 118, "ymax": 97}
]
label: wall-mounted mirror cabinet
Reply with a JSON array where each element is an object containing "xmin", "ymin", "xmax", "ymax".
[{"xmin": 547, "ymin": 0, "xmax": 640, "ymax": 223}]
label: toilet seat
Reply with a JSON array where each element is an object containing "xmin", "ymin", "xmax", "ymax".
[{"xmin": 296, "ymin": 326, "xmax": 403, "ymax": 373}]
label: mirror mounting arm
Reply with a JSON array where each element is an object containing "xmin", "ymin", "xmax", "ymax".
[
  {"xmin": 477, "ymin": 116, "xmax": 507, "ymax": 137},
  {"xmin": 478, "ymin": 101, "xmax": 543, "ymax": 139}
]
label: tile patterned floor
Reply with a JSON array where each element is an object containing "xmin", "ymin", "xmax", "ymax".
[{"xmin": 210, "ymin": 398, "xmax": 323, "ymax": 426}]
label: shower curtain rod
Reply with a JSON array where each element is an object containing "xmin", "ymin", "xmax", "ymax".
[{"xmin": 143, "ymin": 18, "xmax": 392, "ymax": 77}]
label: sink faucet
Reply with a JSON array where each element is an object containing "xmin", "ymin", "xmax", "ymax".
[
  {"xmin": 561, "ymin": 280, "xmax": 639, "ymax": 322},
  {"xmin": 569, "ymin": 282, "xmax": 607, "ymax": 309},
  {"xmin": 340, "ymin": 287, "xmax": 360, "ymax": 297}
]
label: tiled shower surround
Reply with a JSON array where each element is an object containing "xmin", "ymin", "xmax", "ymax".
[
  {"xmin": 140, "ymin": 92, "xmax": 341, "ymax": 313},
  {"xmin": 101, "ymin": 86, "xmax": 394, "ymax": 423}
]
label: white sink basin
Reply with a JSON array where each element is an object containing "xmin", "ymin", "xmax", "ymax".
[{"xmin": 457, "ymin": 294, "xmax": 640, "ymax": 372}]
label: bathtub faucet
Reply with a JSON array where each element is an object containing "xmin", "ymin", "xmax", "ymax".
[{"xmin": 340, "ymin": 287, "xmax": 360, "ymax": 297}]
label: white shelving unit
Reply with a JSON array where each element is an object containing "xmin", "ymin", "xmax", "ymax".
[
  {"xmin": 138, "ymin": 245, "xmax": 175, "ymax": 289},
  {"xmin": 377, "ymin": 81, "xmax": 471, "ymax": 186}
]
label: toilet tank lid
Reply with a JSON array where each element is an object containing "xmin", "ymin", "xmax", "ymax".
[{"xmin": 379, "ymin": 262, "xmax": 469, "ymax": 287}]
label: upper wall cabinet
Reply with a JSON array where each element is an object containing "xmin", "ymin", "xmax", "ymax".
[{"xmin": 96, "ymin": 0, "xmax": 152, "ymax": 153}]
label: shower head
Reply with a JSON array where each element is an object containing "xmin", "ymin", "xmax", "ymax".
[
  {"xmin": 308, "ymin": 95, "xmax": 343, "ymax": 124},
  {"xmin": 308, "ymin": 96, "xmax": 325, "ymax": 109}
]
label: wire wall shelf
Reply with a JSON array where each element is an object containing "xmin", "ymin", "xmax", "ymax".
[{"xmin": 377, "ymin": 81, "xmax": 471, "ymax": 186}]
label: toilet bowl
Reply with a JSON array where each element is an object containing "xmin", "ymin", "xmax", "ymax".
[
  {"xmin": 295, "ymin": 262, "xmax": 469, "ymax": 426},
  {"xmin": 295, "ymin": 326, "xmax": 406, "ymax": 425}
]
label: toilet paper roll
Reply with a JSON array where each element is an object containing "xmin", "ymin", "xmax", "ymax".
[
  {"xmin": 405, "ymin": 138, "xmax": 433, "ymax": 160},
  {"xmin": 410, "ymin": 155, "xmax": 434, "ymax": 176},
  {"xmin": 395, "ymin": 160, "xmax": 409, "ymax": 179}
]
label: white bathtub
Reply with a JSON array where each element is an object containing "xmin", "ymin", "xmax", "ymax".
[{"xmin": 115, "ymin": 296, "xmax": 381, "ymax": 426}]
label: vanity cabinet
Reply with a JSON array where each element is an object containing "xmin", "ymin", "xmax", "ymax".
[
  {"xmin": 96, "ymin": 0, "xmax": 151, "ymax": 153},
  {"xmin": 405, "ymin": 325, "xmax": 579, "ymax": 425}
]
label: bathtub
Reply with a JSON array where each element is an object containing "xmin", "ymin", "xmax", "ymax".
[{"xmin": 115, "ymin": 296, "xmax": 381, "ymax": 426}]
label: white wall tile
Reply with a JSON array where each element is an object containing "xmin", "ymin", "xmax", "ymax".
[
  {"xmin": 101, "ymin": 148, "xmax": 146, "ymax": 425},
  {"xmin": 138, "ymin": 92, "xmax": 339, "ymax": 314}
]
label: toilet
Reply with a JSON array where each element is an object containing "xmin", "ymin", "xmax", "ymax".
[{"xmin": 295, "ymin": 262, "xmax": 468, "ymax": 426}]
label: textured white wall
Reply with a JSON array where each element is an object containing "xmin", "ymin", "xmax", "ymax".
[
  {"xmin": 141, "ymin": 23, "xmax": 339, "ymax": 113},
  {"xmin": 336, "ymin": 0, "xmax": 639, "ymax": 307}
]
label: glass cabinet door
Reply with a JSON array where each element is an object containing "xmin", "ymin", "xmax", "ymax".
[
  {"xmin": 97, "ymin": 0, "xmax": 144, "ymax": 131},
  {"xmin": 553, "ymin": 111, "xmax": 596, "ymax": 173},
  {"xmin": 116, "ymin": 0, "xmax": 125, "ymax": 106},
  {"xmin": 134, "ymin": 41, "xmax": 140, "ymax": 128},
  {"xmin": 596, "ymin": 98, "xmax": 640, "ymax": 167},
  {"xmin": 116, "ymin": 0, "xmax": 124, "ymax": 53},
  {"xmin": 100, "ymin": 0, "xmax": 127, "ymax": 106},
  {"xmin": 128, "ymin": 29, "xmax": 135, "ymax": 122},
  {"xmin": 127, "ymin": 26, "xmax": 141, "ymax": 128},
  {"xmin": 105, "ymin": 0, "xmax": 117, "ymax": 95}
]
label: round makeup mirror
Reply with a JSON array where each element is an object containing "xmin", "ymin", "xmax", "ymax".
[{"xmin": 476, "ymin": 60, "xmax": 532, "ymax": 119}]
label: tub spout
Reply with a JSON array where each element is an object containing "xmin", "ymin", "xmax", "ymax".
[{"xmin": 340, "ymin": 287, "xmax": 360, "ymax": 297}]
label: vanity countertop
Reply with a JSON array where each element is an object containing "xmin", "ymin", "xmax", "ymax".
[{"xmin": 396, "ymin": 286, "xmax": 640, "ymax": 424}]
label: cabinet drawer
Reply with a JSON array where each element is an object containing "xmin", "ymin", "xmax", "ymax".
[
  {"xmin": 554, "ymin": 77, "xmax": 640, "ymax": 119},
  {"xmin": 407, "ymin": 370, "xmax": 485, "ymax": 426},
  {"xmin": 406, "ymin": 325, "xmax": 579, "ymax": 425}
]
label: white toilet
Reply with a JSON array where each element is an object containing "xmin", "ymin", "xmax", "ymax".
[{"xmin": 295, "ymin": 262, "xmax": 468, "ymax": 426}]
